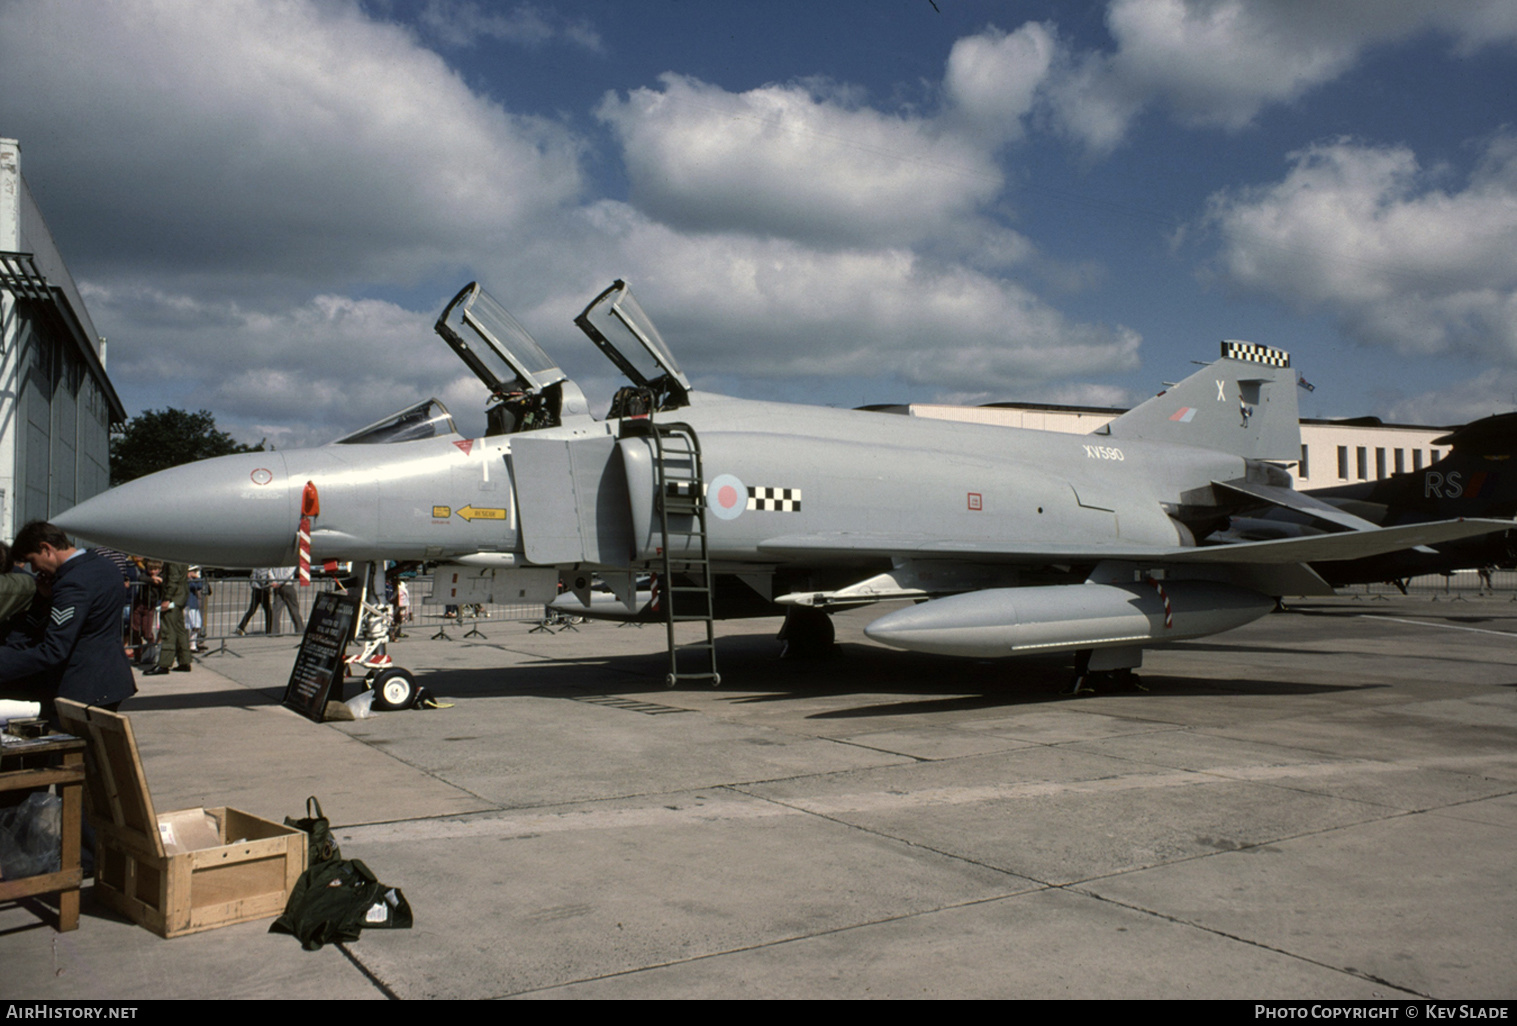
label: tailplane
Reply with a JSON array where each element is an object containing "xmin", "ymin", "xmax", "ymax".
[{"xmin": 1103, "ymin": 341, "xmax": 1300, "ymax": 461}]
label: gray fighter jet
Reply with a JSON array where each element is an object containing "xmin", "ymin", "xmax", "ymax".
[{"xmin": 55, "ymin": 280, "xmax": 1508, "ymax": 697}]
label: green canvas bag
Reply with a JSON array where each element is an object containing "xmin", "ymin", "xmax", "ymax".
[
  {"xmin": 269, "ymin": 856, "xmax": 413, "ymax": 951},
  {"xmin": 285, "ymin": 795, "xmax": 340, "ymax": 866}
]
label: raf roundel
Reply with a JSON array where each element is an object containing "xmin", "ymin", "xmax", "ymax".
[
  {"xmin": 707, "ymin": 473, "xmax": 746, "ymax": 521},
  {"xmin": 250, "ymin": 468, "xmax": 274, "ymax": 486}
]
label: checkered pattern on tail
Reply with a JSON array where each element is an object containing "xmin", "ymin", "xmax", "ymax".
[{"xmin": 1221, "ymin": 340, "xmax": 1290, "ymax": 367}]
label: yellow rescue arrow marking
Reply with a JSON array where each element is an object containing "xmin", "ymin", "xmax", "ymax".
[{"xmin": 455, "ymin": 505, "xmax": 508, "ymax": 522}]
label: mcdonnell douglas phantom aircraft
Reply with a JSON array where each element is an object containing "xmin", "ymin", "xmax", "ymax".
[{"xmin": 54, "ymin": 280, "xmax": 1509, "ymax": 703}]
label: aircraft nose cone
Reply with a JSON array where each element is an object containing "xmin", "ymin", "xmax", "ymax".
[{"xmin": 54, "ymin": 451, "xmax": 297, "ymax": 566}]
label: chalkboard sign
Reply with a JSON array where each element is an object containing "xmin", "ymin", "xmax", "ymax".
[{"xmin": 282, "ymin": 591, "xmax": 360, "ymax": 722}]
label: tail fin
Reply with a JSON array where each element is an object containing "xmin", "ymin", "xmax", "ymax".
[{"xmin": 1102, "ymin": 341, "xmax": 1300, "ymax": 461}]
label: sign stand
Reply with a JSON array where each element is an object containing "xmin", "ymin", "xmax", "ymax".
[{"xmin": 282, "ymin": 591, "xmax": 360, "ymax": 723}]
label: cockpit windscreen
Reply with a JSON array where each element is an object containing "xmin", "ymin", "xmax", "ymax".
[{"xmin": 334, "ymin": 399, "xmax": 458, "ymax": 445}]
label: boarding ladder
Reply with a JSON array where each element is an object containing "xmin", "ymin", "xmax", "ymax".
[{"xmin": 648, "ymin": 421, "xmax": 720, "ymax": 687}]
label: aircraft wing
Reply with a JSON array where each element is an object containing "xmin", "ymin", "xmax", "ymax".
[
  {"xmin": 758, "ymin": 518, "xmax": 1512, "ymax": 566},
  {"xmin": 758, "ymin": 533, "xmax": 1180, "ymax": 562}
]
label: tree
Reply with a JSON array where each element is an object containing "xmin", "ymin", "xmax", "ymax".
[{"xmin": 110, "ymin": 408, "xmax": 264, "ymax": 486}]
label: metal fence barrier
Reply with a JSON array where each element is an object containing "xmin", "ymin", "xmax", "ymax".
[
  {"xmin": 121, "ymin": 576, "xmax": 342, "ymax": 660},
  {"xmin": 120, "ymin": 572, "xmax": 563, "ymax": 660},
  {"xmin": 404, "ymin": 577, "xmax": 553, "ymax": 640},
  {"xmin": 1340, "ymin": 567, "xmax": 1517, "ymax": 601}
]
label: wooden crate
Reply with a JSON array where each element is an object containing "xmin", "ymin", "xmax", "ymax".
[{"xmin": 55, "ymin": 699, "xmax": 307, "ymax": 938}]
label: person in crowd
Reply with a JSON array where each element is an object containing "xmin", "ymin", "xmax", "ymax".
[
  {"xmin": 236, "ymin": 567, "xmax": 273, "ymax": 635},
  {"xmin": 268, "ymin": 566, "xmax": 304, "ymax": 635},
  {"xmin": 143, "ymin": 561, "xmax": 191, "ymax": 675},
  {"xmin": 186, "ymin": 567, "xmax": 206, "ymax": 653}
]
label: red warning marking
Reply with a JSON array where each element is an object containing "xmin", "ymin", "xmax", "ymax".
[
  {"xmin": 1146, "ymin": 576, "xmax": 1173, "ymax": 629},
  {"xmin": 296, "ymin": 516, "xmax": 311, "ymax": 586},
  {"xmin": 453, "ymin": 439, "xmax": 474, "ymax": 456},
  {"xmin": 967, "ymin": 492, "xmax": 982, "ymax": 511}
]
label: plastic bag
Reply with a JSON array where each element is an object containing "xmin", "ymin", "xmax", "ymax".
[{"xmin": 0, "ymin": 792, "xmax": 61, "ymax": 878}]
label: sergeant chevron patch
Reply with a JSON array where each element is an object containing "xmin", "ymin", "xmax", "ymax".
[{"xmin": 50, "ymin": 606, "xmax": 76, "ymax": 626}]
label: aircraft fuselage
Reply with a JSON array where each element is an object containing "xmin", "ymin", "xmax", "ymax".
[{"xmin": 60, "ymin": 390, "xmax": 1243, "ymax": 578}]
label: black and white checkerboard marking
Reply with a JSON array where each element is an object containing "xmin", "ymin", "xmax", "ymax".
[
  {"xmin": 1221, "ymin": 340, "xmax": 1290, "ymax": 367},
  {"xmin": 748, "ymin": 487, "xmax": 802, "ymax": 512}
]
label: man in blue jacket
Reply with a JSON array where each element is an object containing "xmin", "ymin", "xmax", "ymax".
[{"xmin": 1, "ymin": 521, "xmax": 136, "ymax": 718}]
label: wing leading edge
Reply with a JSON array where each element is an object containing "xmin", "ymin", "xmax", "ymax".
[{"xmin": 758, "ymin": 517, "xmax": 1511, "ymax": 566}]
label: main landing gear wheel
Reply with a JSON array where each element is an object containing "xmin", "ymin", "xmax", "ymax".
[
  {"xmin": 1060, "ymin": 655, "xmax": 1146, "ymax": 697},
  {"xmin": 778, "ymin": 606, "xmax": 836, "ymax": 659},
  {"xmin": 370, "ymin": 667, "xmax": 418, "ymax": 711},
  {"xmin": 1062, "ymin": 650, "xmax": 1096, "ymax": 697}
]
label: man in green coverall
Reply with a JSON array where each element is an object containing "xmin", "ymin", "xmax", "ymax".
[
  {"xmin": 144, "ymin": 561, "xmax": 191, "ymax": 675},
  {"xmin": 0, "ymin": 541, "xmax": 36, "ymax": 626}
]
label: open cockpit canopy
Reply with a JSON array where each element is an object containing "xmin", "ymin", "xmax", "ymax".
[
  {"xmin": 436, "ymin": 282, "xmax": 567, "ymax": 396},
  {"xmin": 435, "ymin": 281, "xmax": 591, "ymax": 436},
  {"xmin": 576, "ymin": 279, "xmax": 691, "ymax": 412}
]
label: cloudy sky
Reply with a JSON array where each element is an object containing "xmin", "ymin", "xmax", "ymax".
[{"xmin": 3, "ymin": 0, "xmax": 1516, "ymax": 446}]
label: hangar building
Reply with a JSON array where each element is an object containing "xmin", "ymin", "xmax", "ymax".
[{"xmin": 0, "ymin": 137, "xmax": 126, "ymax": 540}]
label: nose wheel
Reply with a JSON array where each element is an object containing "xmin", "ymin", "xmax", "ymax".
[
  {"xmin": 348, "ymin": 561, "xmax": 423, "ymax": 711},
  {"xmin": 369, "ymin": 667, "xmax": 419, "ymax": 711}
]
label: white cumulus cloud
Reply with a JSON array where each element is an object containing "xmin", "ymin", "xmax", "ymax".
[
  {"xmin": 80, "ymin": 284, "xmax": 482, "ymax": 446},
  {"xmin": 596, "ymin": 72, "xmax": 1007, "ymax": 250},
  {"xmin": 0, "ymin": 0, "xmax": 584, "ymax": 291},
  {"xmin": 534, "ymin": 202, "xmax": 1140, "ymax": 396},
  {"xmin": 941, "ymin": 22, "xmax": 1057, "ymax": 145},
  {"xmin": 1382, "ymin": 371, "xmax": 1517, "ymax": 426},
  {"xmin": 1202, "ymin": 135, "xmax": 1517, "ymax": 362},
  {"xmin": 1046, "ymin": 0, "xmax": 1517, "ymax": 154}
]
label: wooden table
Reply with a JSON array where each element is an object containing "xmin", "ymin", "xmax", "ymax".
[{"xmin": 0, "ymin": 733, "xmax": 86, "ymax": 931}]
